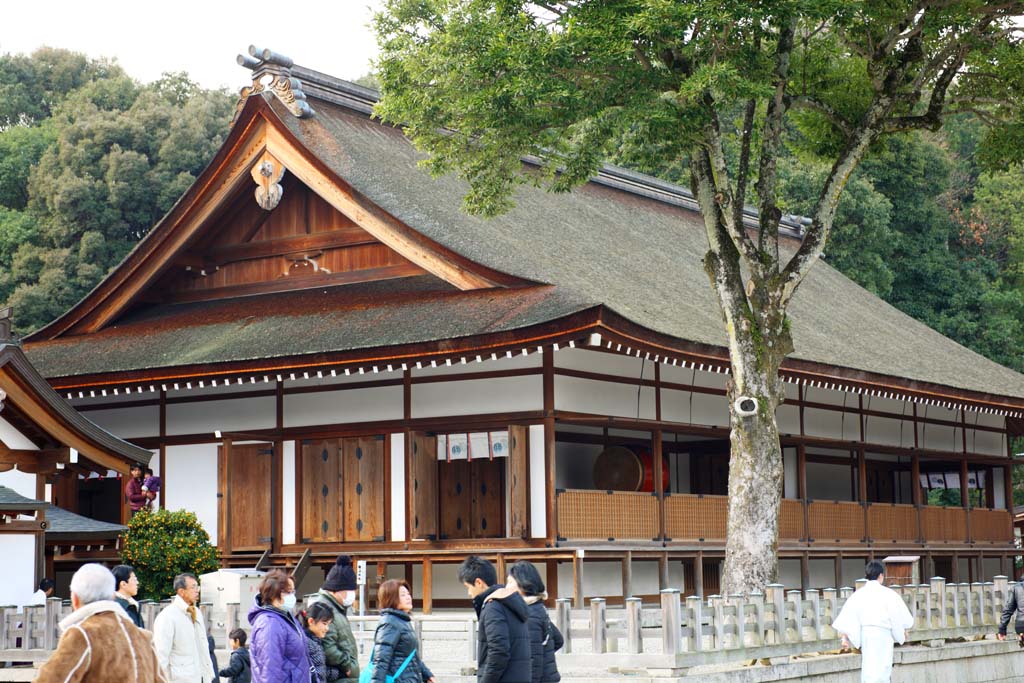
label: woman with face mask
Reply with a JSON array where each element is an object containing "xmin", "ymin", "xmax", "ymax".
[
  {"xmin": 249, "ymin": 568, "xmax": 311, "ymax": 683},
  {"xmin": 315, "ymin": 554, "xmax": 361, "ymax": 682}
]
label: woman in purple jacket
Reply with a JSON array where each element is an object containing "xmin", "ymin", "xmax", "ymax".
[{"xmin": 249, "ymin": 568, "xmax": 311, "ymax": 683}]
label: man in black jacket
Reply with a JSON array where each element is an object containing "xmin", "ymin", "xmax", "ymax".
[
  {"xmin": 997, "ymin": 578, "xmax": 1024, "ymax": 645},
  {"xmin": 111, "ymin": 565, "xmax": 144, "ymax": 628},
  {"xmin": 459, "ymin": 556, "xmax": 531, "ymax": 683}
]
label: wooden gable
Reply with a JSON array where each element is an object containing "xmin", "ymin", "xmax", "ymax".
[
  {"xmin": 151, "ymin": 174, "xmax": 428, "ymax": 305},
  {"xmin": 28, "ymin": 97, "xmax": 525, "ymax": 340}
]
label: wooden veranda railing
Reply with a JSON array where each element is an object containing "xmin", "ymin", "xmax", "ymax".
[{"xmin": 557, "ymin": 488, "xmax": 1011, "ymax": 546}]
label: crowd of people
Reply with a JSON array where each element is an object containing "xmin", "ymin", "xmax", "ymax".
[{"xmin": 30, "ymin": 554, "xmax": 563, "ymax": 683}]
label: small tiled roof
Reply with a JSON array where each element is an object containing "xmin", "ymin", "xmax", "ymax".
[
  {"xmin": 0, "ymin": 485, "xmax": 46, "ymax": 512},
  {"xmin": 44, "ymin": 504, "xmax": 125, "ymax": 541}
]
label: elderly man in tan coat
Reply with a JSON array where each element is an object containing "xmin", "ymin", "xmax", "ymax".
[
  {"xmin": 152, "ymin": 573, "xmax": 215, "ymax": 683},
  {"xmin": 34, "ymin": 563, "xmax": 164, "ymax": 683}
]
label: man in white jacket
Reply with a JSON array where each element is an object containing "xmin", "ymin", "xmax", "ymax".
[
  {"xmin": 152, "ymin": 573, "xmax": 215, "ymax": 683},
  {"xmin": 832, "ymin": 560, "xmax": 915, "ymax": 683}
]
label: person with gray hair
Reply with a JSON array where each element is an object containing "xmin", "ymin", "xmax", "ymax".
[
  {"xmin": 153, "ymin": 572, "xmax": 215, "ymax": 683},
  {"xmin": 34, "ymin": 563, "xmax": 163, "ymax": 682}
]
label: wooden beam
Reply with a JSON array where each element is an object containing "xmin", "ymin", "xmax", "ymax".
[
  {"xmin": 622, "ymin": 551, "xmax": 633, "ymax": 598},
  {"xmin": 202, "ymin": 227, "xmax": 378, "ymax": 264},
  {"xmin": 267, "ymin": 126, "xmax": 504, "ymax": 290}
]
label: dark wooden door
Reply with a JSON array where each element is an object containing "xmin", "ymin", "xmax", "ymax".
[
  {"xmin": 410, "ymin": 433, "xmax": 438, "ymax": 540},
  {"xmin": 342, "ymin": 436, "xmax": 385, "ymax": 541},
  {"xmin": 300, "ymin": 439, "xmax": 342, "ymax": 543},
  {"xmin": 472, "ymin": 459, "xmax": 505, "ymax": 538},
  {"xmin": 691, "ymin": 452, "xmax": 729, "ymax": 495},
  {"xmin": 508, "ymin": 425, "xmax": 528, "ymax": 538},
  {"xmin": 439, "ymin": 460, "xmax": 473, "ymax": 540},
  {"xmin": 226, "ymin": 443, "xmax": 274, "ymax": 550}
]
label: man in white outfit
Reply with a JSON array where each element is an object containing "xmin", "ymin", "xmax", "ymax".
[
  {"xmin": 152, "ymin": 573, "xmax": 215, "ymax": 683},
  {"xmin": 832, "ymin": 560, "xmax": 915, "ymax": 683}
]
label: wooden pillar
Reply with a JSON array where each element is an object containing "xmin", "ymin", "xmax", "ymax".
[
  {"xmin": 621, "ymin": 551, "xmax": 633, "ymax": 598},
  {"xmin": 543, "ymin": 349, "xmax": 557, "ymax": 543},
  {"xmin": 403, "ymin": 369, "xmax": 413, "ymax": 543},
  {"xmin": 653, "ymin": 430, "xmax": 665, "ymax": 541},
  {"xmin": 952, "ymin": 552, "xmax": 960, "ymax": 583},
  {"xmin": 496, "ymin": 553, "xmax": 506, "ymax": 581},
  {"xmin": 159, "ymin": 388, "xmax": 167, "ymax": 506},
  {"xmin": 546, "ymin": 560, "xmax": 558, "ymax": 606},
  {"xmin": 695, "ymin": 550, "xmax": 705, "ymax": 598},
  {"xmin": 911, "ymin": 452, "xmax": 923, "ymax": 543},
  {"xmin": 834, "ymin": 553, "xmax": 842, "ymax": 589},
  {"xmin": 1001, "ymin": 554, "xmax": 1009, "ymax": 578},
  {"xmin": 800, "ymin": 553, "xmax": 810, "ymax": 592},
  {"xmin": 797, "ymin": 444, "xmax": 809, "ymax": 542},
  {"xmin": 422, "ymin": 559, "xmax": 433, "ymax": 615},
  {"xmin": 961, "ymin": 457, "xmax": 972, "ymax": 543},
  {"xmin": 404, "ymin": 562, "xmax": 413, "ymax": 587},
  {"xmin": 572, "ymin": 553, "xmax": 583, "ymax": 608},
  {"xmin": 925, "ymin": 551, "xmax": 934, "ymax": 580},
  {"xmin": 218, "ymin": 437, "xmax": 232, "ymax": 551},
  {"xmin": 857, "ymin": 446, "xmax": 869, "ymax": 542},
  {"xmin": 658, "ymin": 552, "xmax": 669, "ymax": 592}
]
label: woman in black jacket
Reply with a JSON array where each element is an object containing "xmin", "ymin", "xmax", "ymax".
[
  {"xmin": 507, "ymin": 562, "xmax": 563, "ymax": 683},
  {"xmin": 370, "ymin": 580, "xmax": 435, "ymax": 683}
]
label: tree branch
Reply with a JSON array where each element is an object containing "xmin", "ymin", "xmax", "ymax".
[
  {"xmin": 788, "ymin": 95, "xmax": 853, "ymax": 137},
  {"xmin": 754, "ymin": 16, "xmax": 798, "ymax": 272},
  {"xmin": 734, "ymin": 98, "xmax": 757, "ymax": 242}
]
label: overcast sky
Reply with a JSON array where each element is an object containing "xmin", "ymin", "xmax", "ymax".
[{"xmin": 2, "ymin": 1, "xmax": 384, "ymax": 90}]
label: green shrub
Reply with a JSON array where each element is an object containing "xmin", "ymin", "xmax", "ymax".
[{"xmin": 121, "ymin": 508, "xmax": 219, "ymax": 600}]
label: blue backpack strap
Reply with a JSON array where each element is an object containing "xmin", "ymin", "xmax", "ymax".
[{"xmin": 392, "ymin": 648, "xmax": 417, "ymax": 681}]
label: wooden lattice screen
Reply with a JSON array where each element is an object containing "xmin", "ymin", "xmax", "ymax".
[
  {"xmin": 868, "ymin": 503, "xmax": 918, "ymax": 543},
  {"xmin": 808, "ymin": 501, "xmax": 865, "ymax": 543},
  {"xmin": 779, "ymin": 499, "xmax": 805, "ymax": 540},
  {"xmin": 557, "ymin": 490, "xmax": 659, "ymax": 540},
  {"xmin": 665, "ymin": 494, "xmax": 728, "ymax": 541},
  {"xmin": 921, "ymin": 506, "xmax": 968, "ymax": 543},
  {"xmin": 970, "ymin": 509, "xmax": 1012, "ymax": 543}
]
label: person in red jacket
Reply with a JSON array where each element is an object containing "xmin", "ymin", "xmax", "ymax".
[{"xmin": 125, "ymin": 463, "xmax": 148, "ymax": 515}]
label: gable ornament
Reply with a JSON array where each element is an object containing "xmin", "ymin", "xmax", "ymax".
[
  {"xmin": 235, "ymin": 46, "xmax": 314, "ymax": 120},
  {"xmin": 251, "ymin": 151, "xmax": 285, "ymax": 211}
]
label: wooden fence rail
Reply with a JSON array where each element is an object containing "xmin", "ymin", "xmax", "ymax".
[{"xmin": 0, "ymin": 577, "xmax": 1015, "ymax": 674}]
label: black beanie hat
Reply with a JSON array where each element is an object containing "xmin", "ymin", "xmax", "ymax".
[{"xmin": 323, "ymin": 555, "xmax": 357, "ymax": 592}]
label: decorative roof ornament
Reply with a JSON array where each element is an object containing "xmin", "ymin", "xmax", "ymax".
[{"xmin": 235, "ymin": 45, "xmax": 314, "ymax": 119}]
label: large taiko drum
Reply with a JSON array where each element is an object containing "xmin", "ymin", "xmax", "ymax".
[{"xmin": 593, "ymin": 446, "xmax": 668, "ymax": 492}]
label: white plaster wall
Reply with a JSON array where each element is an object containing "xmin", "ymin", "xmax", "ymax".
[
  {"xmin": 282, "ymin": 441, "xmax": 295, "ymax": 545},
  {"xmin": 168, "ymin": 396, "xmax": 275, "ymax": 436},
  {"xmin": 919, "ymin": 405, "xmax": 960, "ymax": 452},
  {"xmin": 672, "ymin": 452, "xmax": 691, "ymax": 494},
  {"xmin": 807, "ymin": 462, "xmax": 854, "ymax": 501},
  {"xmin": 556, "ymin": 559, "xmax": 686, "ymax": 598},
  {"xmin": 809, "ymin": 559, "xmax": 835, "ymax": 589},
  {"xmin": 390, "ymin": 433, "xmax": 406, "ymax": 541},
  {"xmin": 661, "ymin": 388, "xmax": 692, "ymax": 424},
  {"xmin": 528, "ymin": 424, "xmax": 546, "ymax": 538},
  {"xmin": 0, "ymin": 534, "xmax": 36, "ymax": 608},
  {"xmin": 164, "ymin": 443, "xmax": 218, "ymax": 543},
  {"xmin": 804, "ymin": 387, "xmax": 848, "ymax": 407},
  {"xmin": 413, "ymin": 376, "xmax": 542, "ymax": 418},
  {"xmin": 659, "ymin": 362, "xmax": 693, "ymax": 385},
  {"xmin": 803, "ymin": 407, "xmax": 846, "ymax": 440},
  {"xmin": 994, "ymin": 468, "xmax": 1006, "ymax": 509},
  {"xmin": 554, "ymin": 348, "xmax": 647, "ymax": 378},
  {"xmin": 413, "ymin": 352, "xmax": 540, "ymax": 377},
  {"xmin": 693, "ymin": 371, "xmax": 728, "ymax": 390},
  {"xmin": 554, "ymin": 376, "xmax": 655, "ymax": 420},
  {"xmin": 920, "ymin": 422, "xmax": 958, "ymax": 452},
  {"xmin": 842, "ymin": 558, "xmax": 868, "ymax": 588},
  {"xmin": 0, "ymin": 416, "xmax": 39, "ymax": 450},
  {"xmin": 79, "ymin": 405, "xmax": 159, "ymax": 439},
  {"xmin": 970, "ymin": 429, "xmax": 1006, "ymax": 456},
  {"xmin": 783, "ymin": 447, "xmax": 798, "ymax": 499},
  {"xmin": 984, "ymin": 558, "xmax": 1003, "ymax": 582},
  {"xmin": 690, "ymin": 392, "xmax": 729, "ymax": 428},
  {"xmin": 285, "ymin": 386, "xmax": 402, "ymax": 427},
  {"xmin": 778, "ymin": 559, "xmax": 801, "ymax": 589},
  {"xmin": 776, "ymin": 404, "xmax": 801, "ymax": 436},
  {"xmin": 0, "ymin": 469, "xmax": 37, "ymax": 501}
]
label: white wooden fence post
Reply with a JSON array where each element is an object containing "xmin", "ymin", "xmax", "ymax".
[
  {"xmin": 625, "ymin": 597, "xmax": 643, "ymax": 654},
  {"xmin": 555, "ymin": 598, "xmax": 572, "ymax": 654},
  {"xmin": 662, "ymin": 589, "xmax": 682, "ymax": 655}
]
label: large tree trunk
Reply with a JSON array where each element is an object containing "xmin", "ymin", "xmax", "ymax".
[{"xmin": 721, "ymin": 346, "xmax": 785, "ymax": 594}]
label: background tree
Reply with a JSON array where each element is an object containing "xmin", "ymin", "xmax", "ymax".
[
  {"xmin": 0, "ymin": 48, "xmax": 233, "ymax": 334},
  {"xmin": 375, "ymin": 1, "xmax": 1024, "ymax": 592}
]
